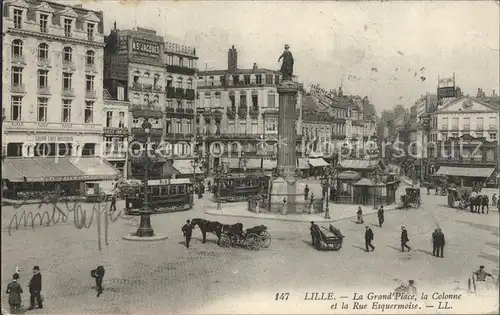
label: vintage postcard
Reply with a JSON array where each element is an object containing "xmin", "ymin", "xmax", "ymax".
[{"xmin": 1, "ymin": 0, "xmax": 499, "ymax": 314}]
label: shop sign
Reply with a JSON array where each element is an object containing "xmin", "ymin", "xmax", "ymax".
[
  {"xmin": 117, "ymin": 35, "xmax": 129, "ymax": 53},
  {"xmin": 165, "ymin": 42, "xmax": 196, "ymax": 56},
  {"xmin": 37, "ymin": 175, "xmax": 108, "ymax": 182},
  {"xmin": 132, "ymin": 39, "xmax": 161, "ymax": 56},
  {"xmin": 35, "ymin": 136, "xmax": 74, "ymax": 142},
  {"xmin": 310, "ymin": 84, "xmax": 334, "ymax": 100}
]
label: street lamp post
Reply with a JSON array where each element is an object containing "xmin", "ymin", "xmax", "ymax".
[
  {"xmin": 135, "ymin": 119, "xmax": 155, "ymax": 237},
  {"xmin": 372, "ymin": 168, "xmax": 381, "ymax": 210},
  {"xmin": 215, "ymin": 164, "xmax": 227, "ymax": 210},
  {"xmin": 323, "ymin": 166, "xmax": 335, "ymax": 219}
]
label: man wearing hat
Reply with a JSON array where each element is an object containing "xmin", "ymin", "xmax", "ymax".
[
  {"xmin": 365, "ymin": 225, "xmax": 375, "ymax": 252},
  {"xmin": 401, "ymin": 226, "xmax": 411, "ymax": 252},
  {"xmin": 27, "ymin": 266, "xmax": 42, "ymax": 310}
]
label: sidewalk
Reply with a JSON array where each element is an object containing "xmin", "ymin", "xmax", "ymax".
[{"xmin": 204, "ymin": 202, "xmax": 398, "ymax": 223}]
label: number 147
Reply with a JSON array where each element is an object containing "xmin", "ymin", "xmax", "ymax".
[{"xmin": 275, "ymin": 293, "xmax": 290, "ymax": 300}]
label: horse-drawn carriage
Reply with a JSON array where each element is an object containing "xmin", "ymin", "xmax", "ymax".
[
  {"xmin": 220, "ymin": 224, "xmax": 271, "ymax": 250},
  {"xmin": 400, "ymin": 188, "xmax": 421, "ymax": 209},
  {"xmin": 191, "ymin": 218, "xmax": 271, "ymax": 250},
  {"xmin": 311, "ymin": 224, "xmax": 344, "ymax": 251}
]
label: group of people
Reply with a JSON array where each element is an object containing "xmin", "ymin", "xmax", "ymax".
[{"xmin": 5, "ymin": 266, "xmax": 42, "ymax": 314}]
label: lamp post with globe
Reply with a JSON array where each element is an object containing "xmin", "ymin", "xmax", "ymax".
[{"xmin": 322, "ymin": 165, "xmax": 335, "ymax": 219}]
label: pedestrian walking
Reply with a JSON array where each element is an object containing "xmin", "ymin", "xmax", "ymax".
[
  {"xmin": 310, "ymin": 221, "xmax": 320, "ymax": 246},
  {"xmin": 378, "ymin": 206, "xmax": 385, "ymax": 227},
  {"xmin": 109, "ymin": 194, "xmax": 117, "ymax": 212},
  {"xmin": 304, "ymin": 185, "xmax": 309, "ymax": 201},
  {"xmin": 356, "ymin": 207, "xmax": 364, "ymax": 224},
  {"xmin": 401, "ymin": 226, "xmax": 411, "ymax": 252},
  {"xmin": 310, "ymin": 193, "xmax": 314, "ymax": 207},
  {"xmin": 482, "ymin": 195, "xmax": 489, "ymax": 214},
  {"xmin": 436, "ymin": 229, "xmax": 445, "ymax": 258},
  {"xmin": 182, "ymin": 220, "xmax": 193, "ymax": 248},
  {"xmin": 27, "ymin": 266, "xmax": 42, "ymax": 310},
  {"xmin": 6, "ymin": 273, "xmax": 23, "ymax": 314},
  {"xmin": 91, "ymin": 265, "xmax": 105, "ymax": 297},
  {"xmin": 364, "ymin": 226, "xmax": 375, "ymax": 252},
  {"xmin": 432, "ymin": 229, "xmax": 439, "ymax": 256}
]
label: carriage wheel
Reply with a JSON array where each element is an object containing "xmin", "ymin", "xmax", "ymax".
[
  {"xmin": 219, "ymin": 234, "xmax": 232, "ymax": 247},
  {"xmin": 246, "ymin": 234, "xmax": 261, "ymax": 250},
  {"xmin": 261, "ymin": 231, "xmax": 271, "ymax": 248},
  {"xmin": 332, "ymin": 243, "xmax": 341, "ymax": 251}
]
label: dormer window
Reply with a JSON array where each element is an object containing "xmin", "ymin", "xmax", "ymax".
[
  {"xmin": 87, "ymin": 23, "xmax": 95, "ymax": 41},
  {"xmin": 64, "ymin": 18, "xmax": 72, "ymax": 37},
  {"xmin": 39, "ymin": 14, "xmax": 48, "ymax": 33},
  {"xmin": 13, "ymin": 9, "xmax": 23, "ymax": 29}
]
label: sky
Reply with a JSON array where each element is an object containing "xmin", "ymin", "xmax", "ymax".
[{"xmin": 72, "ymin": 0, "xmax": 499, "ymax": 114}]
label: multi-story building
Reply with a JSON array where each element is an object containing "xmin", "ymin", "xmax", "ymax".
[
  {"xmin": 427, "ymin": 95, "xmax": 498, "ymax": 185},
  {"xmin": 103, "ymin": 26, "xmax": 199, "ymax": 179},
  {"xmin": 196, "ymin": 45, "xmax": 303, "ymax": 172},
  {"xmin": 102, "ymin": 89, "xmax": 129, "ymax": 175},
  {"xmin": 2, "ymin": 1, "xmax": 119, "ymax": 187}
]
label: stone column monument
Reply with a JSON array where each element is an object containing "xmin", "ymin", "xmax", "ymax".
[{"xmin": 269, "ymin": 45, "xmax": 303, "ymax": 214}]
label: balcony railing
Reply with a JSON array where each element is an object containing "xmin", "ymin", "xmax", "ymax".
[
  {"xmin": 37, "ymin": 58, "xmax": 51, "ymax": 68},
  {"xmin": 166, "ymin": 86, "xmax": 175, "ymax": 98},
  {"xmin": 62, "ymin": 88, "xmax": 75, "ymax": 97},
  {"xmin": 132, "ymin": 82, "xmax": 153, "ymax": 91},
  {"xmin": 165, "ymin": 107, "xmax": 175, "ymax": 113},
  {"xmin": 37, "ymin": 86, "xmax": 51, "ymax": 95},
  {"xmin": 175, "ymin": 108, "xmax": 185, "ymax": 113},
  {"xmin": 103, "ymin": 127, "xmax": 129, "ymax": 135},
  {"xmin": 11, "ymin": 84, "xmax": 26, "ymax": 93},
  {"xmin": 185, "ymin": 108, "xmax": 195, "ymax": 114},
  {"xmin": 174, "ymin": 88, "xmax": 185, "ymax": 99},
  {"xmin": 85, "ymin": 90, "xmax": 97, "ymax": 99},
  {"xmin": 62, "ymin": 61, "xmax": 76, "ymax": 70},
  {"xmin": 11, "ymin": 54, "xmax": 26, "ymax": 64},
  {"xmin": 165, "ymin": 65, "xmax": 196, "ymax": 76},
  {"xmin": 131, "ymin": 127, "xmax": 163, "ymax": 138},
  {"xmin": 130, "ymin": 104, "xmax": 163, "ymax": 118},
  {"xmin": 4, "ymin": 120, "xmax": 101, "ymax": 131}
]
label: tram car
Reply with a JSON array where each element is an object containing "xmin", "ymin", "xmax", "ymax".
[
  {"xmin": 214, "ymin": 173, "xmax": 271, "ymax": 202},
  {"xmin": 124, "ymin": 178, "xmax": 194, "ymax": 215}
]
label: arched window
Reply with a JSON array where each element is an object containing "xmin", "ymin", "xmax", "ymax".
[
  {"xmin": 37, "ymin": 43, "xmax": 49, "ymax": 60},
  {"xmin": 11, "ymin": 39, "xmax": 23, "ymax": 57},
  {"xmin": 63, "ymin": 47, "xmax": 72, "ymax": 62},
  {"xmin": 187, "ymin": 78, "xmax": 193, "ymax": 89},
  {"xmin": 166, "ymin": 76, "xmax": 173, "ymax": 87},
  {"xmin": 133, "ymin": 71, "xmax": 140, "ymax": 83},
  {"xmin": 85, "ymin": 50, "xmax": 95, "ymax": 66},
  {"xmin": 176, "ymin": 77, "xmax": 183, "ymax": 88}
]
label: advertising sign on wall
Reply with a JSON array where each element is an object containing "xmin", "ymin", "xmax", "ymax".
[
  {"xmin": 132, "ymin": 39, "xmax": 161, "ymax": 57},
  {"xmin": 117, "ymin": 35, "xmax": 129, "ymax": 54}
]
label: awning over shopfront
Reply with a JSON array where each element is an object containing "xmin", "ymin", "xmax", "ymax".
[
  {"xmin": 245, "ymin": 159, "xmax": 262, "ymax": 169},
  {"xmin": 262, "ymin": 159, "xmax": 277, "ymax": 170},
  {"xmin": 297, "ymin": 158, "xmax": 309, "ymax": 169},
  {"xmin": 435, "ymin": 166, "xmax": 495, "ymax": 178},
  {"xmin": 173, "ymin": 160, "xmax": 203, "ymax": 175},
  {"xmin": 308, "ymin": 158, "xmax": 329, "ymax": 167},
  {"xmin": 222, "ymin": 158, "xmax": 240, "ymax": 169},
  {"xmin": 2, "ymin": 157, "xmax": 121, "ymax": 182}
]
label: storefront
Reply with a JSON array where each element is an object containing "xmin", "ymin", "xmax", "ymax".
[
  {"xmin": 434, "ymin": 166, "xmax": 495, "ymax": 187},
  {"xmin": 2, "ymin": 156, "xmax": 121, "ymax": 199}
]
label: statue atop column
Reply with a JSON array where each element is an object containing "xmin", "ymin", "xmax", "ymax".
[{"xmin": 278, "ymin": 44, "xmax": 294, "ymax": 81}]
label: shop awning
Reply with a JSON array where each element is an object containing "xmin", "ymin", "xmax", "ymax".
[
  {"xmin": 2, "ymin": 157, "xmax": 120, "ymax": 182},
  {"xmin": 297, "ymin": 158, "xmax": 309, "ymax": 169},
  {"xmin": 222, "ymin": 158, "xmax": 240, "ymax": 169},
  {"xmin": 173, "ymin": 159, "xmax": 203, "ymax": 175},
  {"xmin": 246, "ymin": 159, "xmax": 262, "ymax": 169},
  {"xmin": 308, "ymin": 158, "xmax": 329, "ymax": 167},
  {"xmin": 262, "ymin": 159, "xmax": 277, "ymax": 170},
  {"xmin": 435, "ymin": 167, "xmax": 495, "ymax": 178}
]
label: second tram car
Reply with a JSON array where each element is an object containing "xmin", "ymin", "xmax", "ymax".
[
  {"xmin": 214, "ymin": 173, "xmax": 271, "ymax": 202},
  {"xmin": 124, "ymin": 178, "xmax": 194, "ymax": 215}
]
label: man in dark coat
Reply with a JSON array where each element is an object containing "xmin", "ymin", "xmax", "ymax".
[
  {"xmin": 481, "ymin": 195, "xmax": 489, "ymax": 214},
  {"xmin": 182, "ymin": 220, "xmax": 193, "ymax": 248},
  {"xmin": 91, "ymin": 265, "xmax": 105, "ymax": 297},
  {"xmin": 436, "ymin": 229, "xmax": 445, "ymax": 258},
  {"xmin": 365, "ymin": 226, "xmax": 375, "ymax": 252},
  {"xmin": 6, "ymin": 273, "xmax": 23, "ymax": 314},
  {"xmin": 432, "ymin": 229, "xmax": 439, "ymax": 256},
  {"xmin": 110, "ymin": 194, "xmax": 117, "ymax": 212},
  {"xmin": 401, "ymin": 226, "xmax": 411, "ymax": 252},
  {"xmin": 310, "ymin": 221, "xmax": 320, "ymax": 246},
  {"xmin": 377, "ymin": 206, "xmax": 385, "ymax": 227},
  {"xmin": 27, "ymin": 266, "xmax": 42, "ymax": 310},
  {"xmin": 304, "ymin": 185, "xmax": 309, "ymax": 201}
]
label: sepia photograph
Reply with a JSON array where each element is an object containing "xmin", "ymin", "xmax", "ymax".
[{"xmin": 1, "ymin": 0, "xmax": 499, "ymax": 314}]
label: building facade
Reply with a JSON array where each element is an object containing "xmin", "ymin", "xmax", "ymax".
[
  {"xmin": 196, "ymin": 46, "xmax": 303, "ymax": 172},
  {"xmin": 3, "ymin": 0, "xmax": 105, "ymax": 158},
  {"xmin": 102, "ymin": 89, "xmax": 129, "ymax": 176},
  {"xmin": 103, "ymin": 26, "xmax": 199, "ymax": 179}
]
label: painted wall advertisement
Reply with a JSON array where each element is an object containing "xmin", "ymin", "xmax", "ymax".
[
  {"xmin": 117, "ymin": 35, "xmax": 129, "ymax": 54},
  {"xmin": 132, "ymin": 39, "xmax": 161, "ymax": 57}
]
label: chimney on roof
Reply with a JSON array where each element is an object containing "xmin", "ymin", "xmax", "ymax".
[
  {"xmin": 228, "ymin": 45, "xmax": 237, "ymax": 73},
  {"xmin": 253, "ymin": 63, "xmax": 258, "ymax": 70}
]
